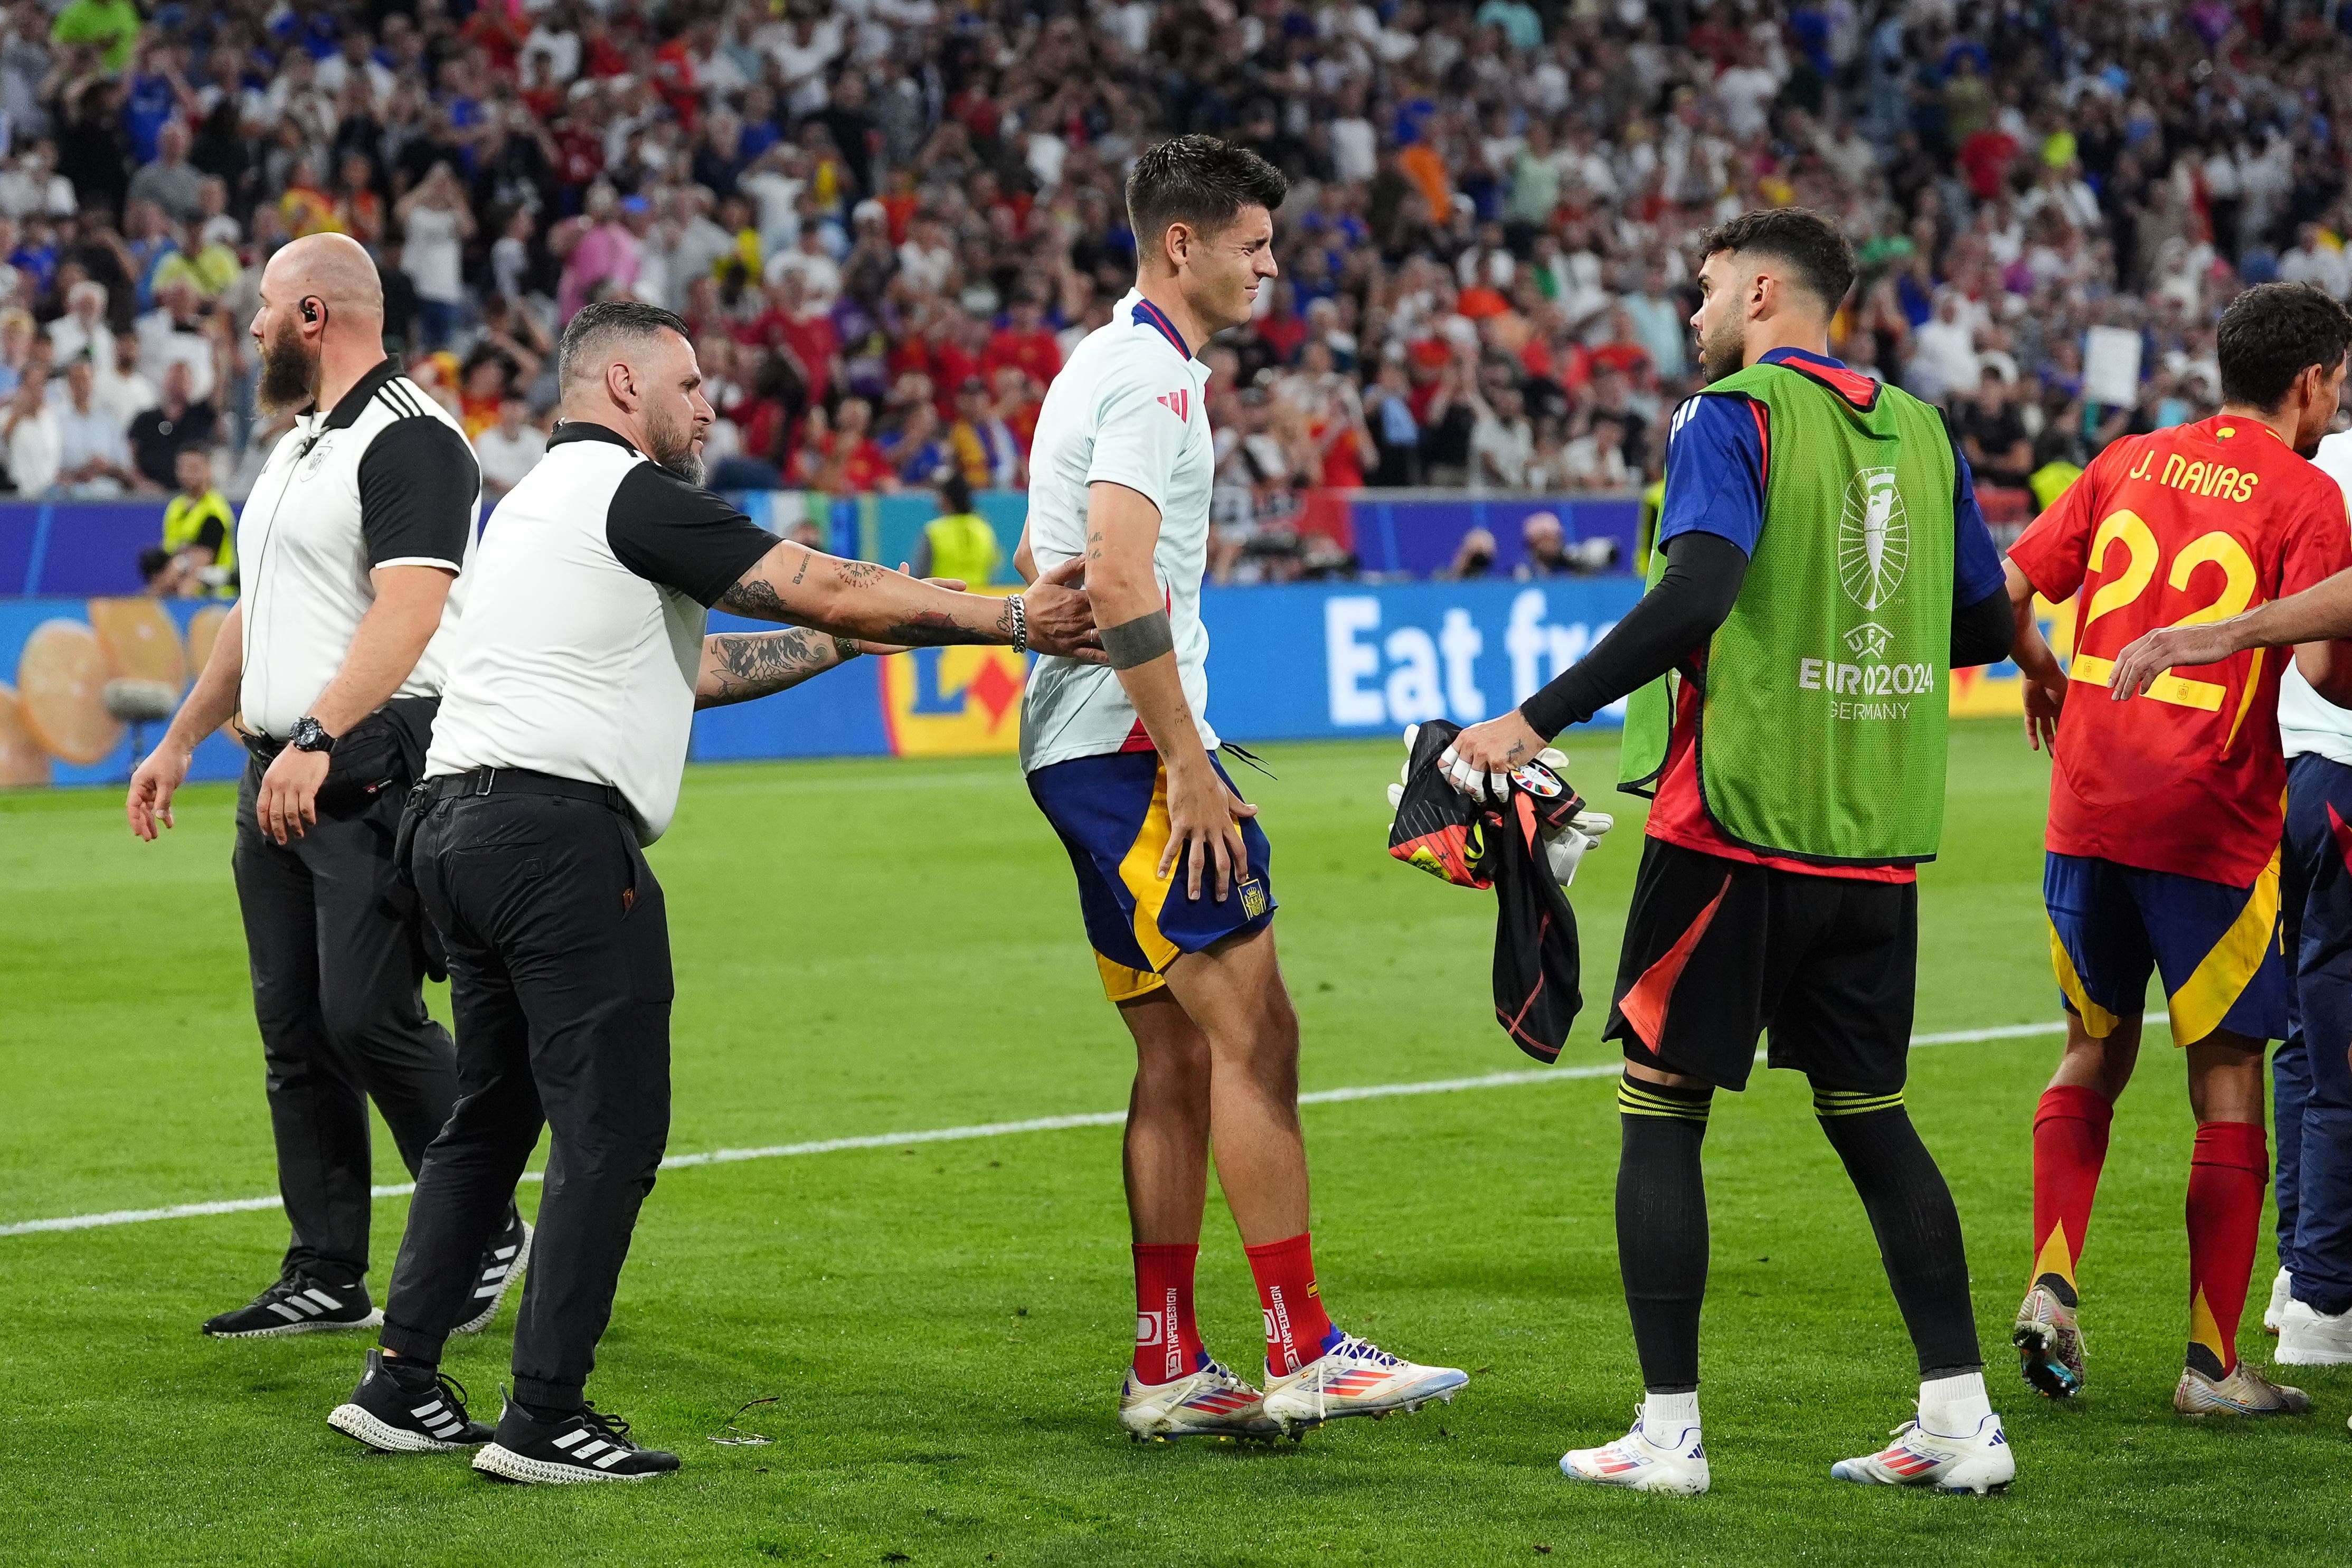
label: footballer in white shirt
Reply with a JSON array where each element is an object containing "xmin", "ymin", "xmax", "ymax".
[{"xmin": 1014, "ymin": 135, "xmax": 1466, "ymax": 1442}]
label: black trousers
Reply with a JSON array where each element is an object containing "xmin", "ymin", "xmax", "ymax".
[
  {"xmin": 381, "ymin": 790, "xmax": 673, "ymax": 1409},
  {"xmin": 232, "ymin": 757, "xmax": 457, "ymax": 1286}
]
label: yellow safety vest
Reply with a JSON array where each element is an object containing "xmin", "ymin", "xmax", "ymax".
[
  {"xmin": 924, "ymin": 512, "xmax": 1003, "ymax": 586},
  {"xmin": 163, "ymin": 488, "xmax": 238, "ymax": 597}
]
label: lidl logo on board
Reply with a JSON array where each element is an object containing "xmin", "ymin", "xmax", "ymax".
[{"xmin": 881, "ymin": 643, "xmax": 1029, "ymax": 758}]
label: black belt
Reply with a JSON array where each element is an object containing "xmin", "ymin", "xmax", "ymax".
[{"xmin": 418, "ymin": 767, "xmax": 627, "ymax": 813}]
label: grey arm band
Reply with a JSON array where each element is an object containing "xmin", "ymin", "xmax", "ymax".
[{"xmin": 1102, "ymin": 609, "xmax": 1176, "ymax": 669}]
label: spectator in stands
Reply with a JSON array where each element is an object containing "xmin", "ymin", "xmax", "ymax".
[
  {"xmin": 473, "ymin": 393, "xmax": 546, "ymax": 514},
  {"xmin": 46, "ymin": 278, "xmax": 111, "ymax": 367},
  {"xmin": 1957, "ymin": 367, "xmax": 2035, "ymax": 490},
  {"xmin": 397, "ymin": 163, "xmax": 474, "ymax": 349},
  {"xmin": 136, "ymin": 278, "xmax": 216, "ymax": 405},
  {"xmin": 1468, "ymin": 376, "xmax": 1535, "ymax": 493},
  {"xmin": 128, "ymin": 361, "xmax": 217, "ymax": 493},
  {"xmin": 1561, "ymin": 413, "xmax": 1633, "ymax": 493},
  {"xmin": 948, "ymin": 374, "xmax": 1022, "ymax": 490},
  {"xmin": 52, "ymin": 355, "xmax": 138, "ymax": 496},
  {"xmin": 3, "ymin": 369, "xmax": 56, "ymax": 494},
  {"xmin": 127, "ymin": 119, "xmax": 203, "ymax": 226}
]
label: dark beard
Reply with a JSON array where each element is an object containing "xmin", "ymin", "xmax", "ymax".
[
  {"xmin": 1698, "ymin": 318, "xmax": 1743, "ymax": 384},
  {"xmin": 645, "ymin": 405, "xmax": 706, "ymax": 485},
  {"xmin": 256, "ymin": 319, "xmax": 318, "ymax": 415}
]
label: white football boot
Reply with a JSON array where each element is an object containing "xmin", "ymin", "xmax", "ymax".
[
  {"xmin": 1118, "ymin": 1359, "xmax": 1281, "ymax": 1442},
  {"xmin": 1260, "ymin": 1334, "xmax": 1468, "ymax": 1434},
  {"xmin": 2278, "ymin": 1298, "xmax": 2352, "ymax": 1365},
  {"xmin": 2264, "ymin": 1266, "xmax": 2293, "ymax": 1334},
  {"xmin": 1559, "ymin": 1408, "xmax": 1709, "ymax": 1495},
  {"xmin": 1831, "ymin": 1412, "xmax": 2015, "ymax": 1495}
]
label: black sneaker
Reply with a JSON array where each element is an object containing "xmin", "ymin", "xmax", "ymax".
[
  {"xmin": 329, "ymin": 1349, "xmax": 495, "ymax": 1452},
  {"xmin": 202, "ymin": 1272, "xmax": 381, "ymax": 1338},
  {"xmin": 474, "ymin": 1399, "xmax": 682, "ymax": 1484},
  {"xmin": 452, "ymin": 1210, "xmax": 534, "ymax": 1334}
]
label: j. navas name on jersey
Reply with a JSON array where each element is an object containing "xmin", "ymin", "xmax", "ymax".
[{"xmin": 2123, "ymin": 442, "xmax": 2261, "ymax": 504}]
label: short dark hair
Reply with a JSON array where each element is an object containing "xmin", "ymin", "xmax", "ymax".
[
  {"xmin": 1697, "ymin": 207, "xmax": 1856, "ymax": 317},
  {"xmin": 939, "ymin": 471, "xmax": 972, "ymax": 513},
  {"xmin": 556, "ymin": 298, "xmax": 692, "ymax": 390},
  {"xmin": 2217, "ymin": 281, "xmax": 2352, "ymax": 411},
  {"xmin": 1126, "ymin": 135, "xmax": 1288, "ymax": 265}
]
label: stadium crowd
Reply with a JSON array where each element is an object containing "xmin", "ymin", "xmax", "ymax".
[{"xmin": 2, "ymin": 0, "xmax": 2347, "ymax": 583}]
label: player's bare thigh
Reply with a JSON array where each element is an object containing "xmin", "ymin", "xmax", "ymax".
[
  {"xmin": 2047, "ymin": 1013, "xmax": 2143, "ymax": 1103},
  {"xmin": 1157, "ymin": 923, "xmax": 1301, "ymax": 1077}
]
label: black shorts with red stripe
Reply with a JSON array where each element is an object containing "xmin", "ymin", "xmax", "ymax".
[{"xmin": 1603, "ymin": 838, "xmax": 1917, "ymax": 1094}]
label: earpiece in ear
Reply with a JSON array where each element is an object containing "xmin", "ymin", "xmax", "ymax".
[{"xmin": 301, "ymin": 299, "xmax": 320, "ymax": 325}]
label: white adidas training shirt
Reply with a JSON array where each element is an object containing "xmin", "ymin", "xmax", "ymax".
[
  {"xmin": 424, "ymin": 423, "xmax": 779, "ymax": 844},
  {"xmin": 2282, "ymin": 431, "xmax": 2352, "ymax": 766},
  {"xmin": 1018, "ymin": 289, "xmax": 1218, "ymax": 772},
  {"xmin": 235, "ymin": 359, "xmax": 481, "ymax": 738}
]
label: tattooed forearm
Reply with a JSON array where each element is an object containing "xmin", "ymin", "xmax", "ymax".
[
  {"xmin": 696, "ymin": 629, "xmax": 847, "ymax": 708},
  {"xmin": 877, "ymin": 610, "xmax": 980, "ymax": 646},
  {"xmin": 790, "ymin": 550, "xmax": 810, "ymax": 585},
  {"xmin": 719, "ymin": 577, "xmax": 788, "ymax": 619},
  {"xmin": 835, "ymin": 559, "xmax": 885, "ymax": 587}
]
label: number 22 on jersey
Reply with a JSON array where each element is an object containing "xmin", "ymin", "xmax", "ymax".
[{"xmin": 2066, "ymin": 506, "xmax": 2266, "ymax": 747}]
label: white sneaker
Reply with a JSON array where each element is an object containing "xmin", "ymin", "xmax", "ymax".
[
  {"xmin": 2275, "ymin": 1299, "xmax": 2352, "ymax": 1366},
  {"xmin": 2264, "ymin": 1265, "xmax": 2293, "ymax": 1334},
  {"xmin": 1831, "ymin": 1413, "xmax": 2015, "ymax": 1495},
  {"xmin": 1559, "ymin": 1409, "xmax": 1709, "ymax": 1495},
  {"xmin": 1118, "ymin": 1359, "xmax": 1280, "ymax": 1441},
  {"xmin": 1259, "ymin": 1334, "xmax": 1468, "ymax": 1434}
]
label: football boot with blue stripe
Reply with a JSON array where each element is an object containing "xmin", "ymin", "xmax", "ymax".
[
  {"xmin": 1119, "ymin": 1358, "xmax": 1280, "ymax": 1441},
  {"xmin": 1832, "ymin": 1413, "xmax": 2015, "ymax": 1495},
  {"xmin": 1559, "ymin": 1409, "xmax": 1709, "ymax": 1495},
  {"xmin": 1261, "ymin": 1334, "xmax": 1468, "ymax": 1434}
]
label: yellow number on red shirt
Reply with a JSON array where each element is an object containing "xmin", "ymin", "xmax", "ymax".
[{"xmin": 2070, "ymin": 508, "xmax": 2261, "ymax": 714}]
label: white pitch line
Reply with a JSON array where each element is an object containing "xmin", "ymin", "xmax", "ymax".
[{"xmin": 0, "ymin": 1019, "xmax": 2075, "ymax": 1239}]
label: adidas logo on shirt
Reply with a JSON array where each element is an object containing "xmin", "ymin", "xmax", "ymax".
[{"xmin": 1156, "ymin": 389, "xmax": 1189, "ymax": 420}]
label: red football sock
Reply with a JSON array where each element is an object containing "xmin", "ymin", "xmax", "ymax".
[
  {"xmin": 2029, "ymin": 1085, "xmax": 2113, "ymax": 1298},
  {"xmin": 1132, "ymin": 1243, "xmax": 1206, "ymax": 1385},
  {"xmin": 2185, "ymin": 1120, "xmax": 2268, "ymax": 1379},
  {"xmin": 1245, "ymin": 1232, "xmax": 1339, "ymax": 1375}
]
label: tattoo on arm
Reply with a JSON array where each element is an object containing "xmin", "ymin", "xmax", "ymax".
[
  {"xmin": 834, "ymin": 559, "xmax": 885, "ymax": 587},
  {"xmin": 699, "ymin": 628, "xmax": 839, "ymax": 707},
  {"xmin": 790, "ymin": 550, "xmax": 810, "ymax": 586},
  {"xmin": 877, "ymin": 597, "xmax": 1014, "ymax": 648},
  {"xmin": 719, "ymin": 576, "xmax": 788, "ymax": 619}
]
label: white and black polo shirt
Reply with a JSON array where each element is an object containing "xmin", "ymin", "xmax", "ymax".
[
  {"xmin": 423, "ymin": 422, "xmax": 779, "ymax": 844},
  {"xmin": 237, "ymin": 358, "xmax": 483, "ymax": 738}
]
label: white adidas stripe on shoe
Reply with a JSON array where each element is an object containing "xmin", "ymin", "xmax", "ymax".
[{"xmin": 454, "ymin": 1217, "xmax": 533, "ymax": 1335}]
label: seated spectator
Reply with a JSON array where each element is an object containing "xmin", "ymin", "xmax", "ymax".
[
  {"xmin": 829, "ymin": 396, "xmax": 896, "ymax": 493},
  {"xmin": 47, "ymin": 279, "xmax": 112, "ymax": 367},
  {"xmin": 983, "ymin": 291, "xmax": 1062, "ymax": 389},
  {"xmin": 141, "ymin": 446, "xmax": 237, "ymax": 597},
  {"xmin": 473, "ymin": 394, "xmax": 546, "ymax": 512},
  {"xmin": 1562, "ymin": 414, "xmax": 1633, "ymax": 492},
  {"xmin": 949, "ymin": 375, "xmax": 1022, "ymax": 489},
  {"xmin": 127, "ymin": 120, "xmax": 205, "ymax": 226},
  {"xmin": 3, "ymin": 372, "xmax": 58, "ymax": 494},
  {"xmin": 53, "ymin": 356, "xmax": 140, "ymax": 496},
  {"xmin": 1363, "ymin": 360, "xmax": 1421, "ymax": 486},
  {"xmin": 129, "ymin": 362, "xmax": 219, "ymax": 493},
  {"xmin": 136, "ymin": 279, "xmax": 216, "ymax": 405},
  {"xmin": 1469, "ymin": 379, "xmax": 1535, "ymax": 492},
  {"xmin": 1957, "ymin": 367, "xmax": 2034, "ymax": 488}
]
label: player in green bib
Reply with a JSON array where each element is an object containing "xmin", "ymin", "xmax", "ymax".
[{"xmin": 1444, "ymin": 210, "xmax": 2020, "ymax": 1495}]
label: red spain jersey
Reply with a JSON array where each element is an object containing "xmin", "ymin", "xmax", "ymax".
[{"xmin": 2008, "ymin": 416, "xmax": 2352, "ymax": 885}]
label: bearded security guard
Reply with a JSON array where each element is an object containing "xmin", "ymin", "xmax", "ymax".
[
  {"xmin": 127, "ymin": 233, "xmax": 531, "ymax": 1340},
  {"xmin": 1442, "ymin": 209, "xmax": 2022, "ymax": 1496}
]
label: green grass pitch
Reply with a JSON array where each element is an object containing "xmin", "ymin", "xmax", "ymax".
[{"xmin": 4, "ymin": 720, "xmax": 2346, "ymax": 1566}]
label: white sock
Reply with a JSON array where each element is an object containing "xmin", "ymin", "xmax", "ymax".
[
  {"xmin": 1918, "ymin": 1371, "xmax": 1991, "ymax": 1435},
  {"xmin": 1641, "ymin": 1390, "xmax": 1699, "ymax": 1440}
]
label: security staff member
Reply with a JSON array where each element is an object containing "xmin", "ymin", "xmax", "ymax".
[
  {"xmin": 324, "ymin": 300, "xmax": 1102, "ymax": 1483},
  {"xmin": 911, "ymin": 472, "xmax": 1003, "ymax": 584},
  {"xmin": 142, "ymin": 446, "xmax": 239, "ymax": 598},
  {"xmin": 127, "ymin": 234, "xmax": 527, "ymax": 1339}
]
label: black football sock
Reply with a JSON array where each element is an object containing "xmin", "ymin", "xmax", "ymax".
[
  {"xmin": 1616, "ymin": 1072, "xmax": 1714, "ymax": 1393},
  {"xmin": 1813, "ymin": 1088, "xmax": 1982, "ymax": 1376},
  {"xmin": 380, "ymin": 1352, "xmax": 439, "ymax": 1388}
]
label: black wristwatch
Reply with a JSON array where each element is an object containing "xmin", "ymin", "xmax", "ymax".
[{"xmin": 288, "ymin": 715, "xmax": 337, "ymax": 754}]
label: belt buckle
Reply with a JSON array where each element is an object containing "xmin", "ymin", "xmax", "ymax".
[{"xmin": 475, "ymin": 767, "xmax": 496, "ymax": 797}]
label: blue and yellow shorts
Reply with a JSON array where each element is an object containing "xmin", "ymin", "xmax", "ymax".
[
  {"xmin": 2045, "ymin": 851, "xmax": 2286, "ymax": 1046},
  {"xmin": 1028, "ymin": 749, "xmax": 1276, "ymax": 1002}
]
